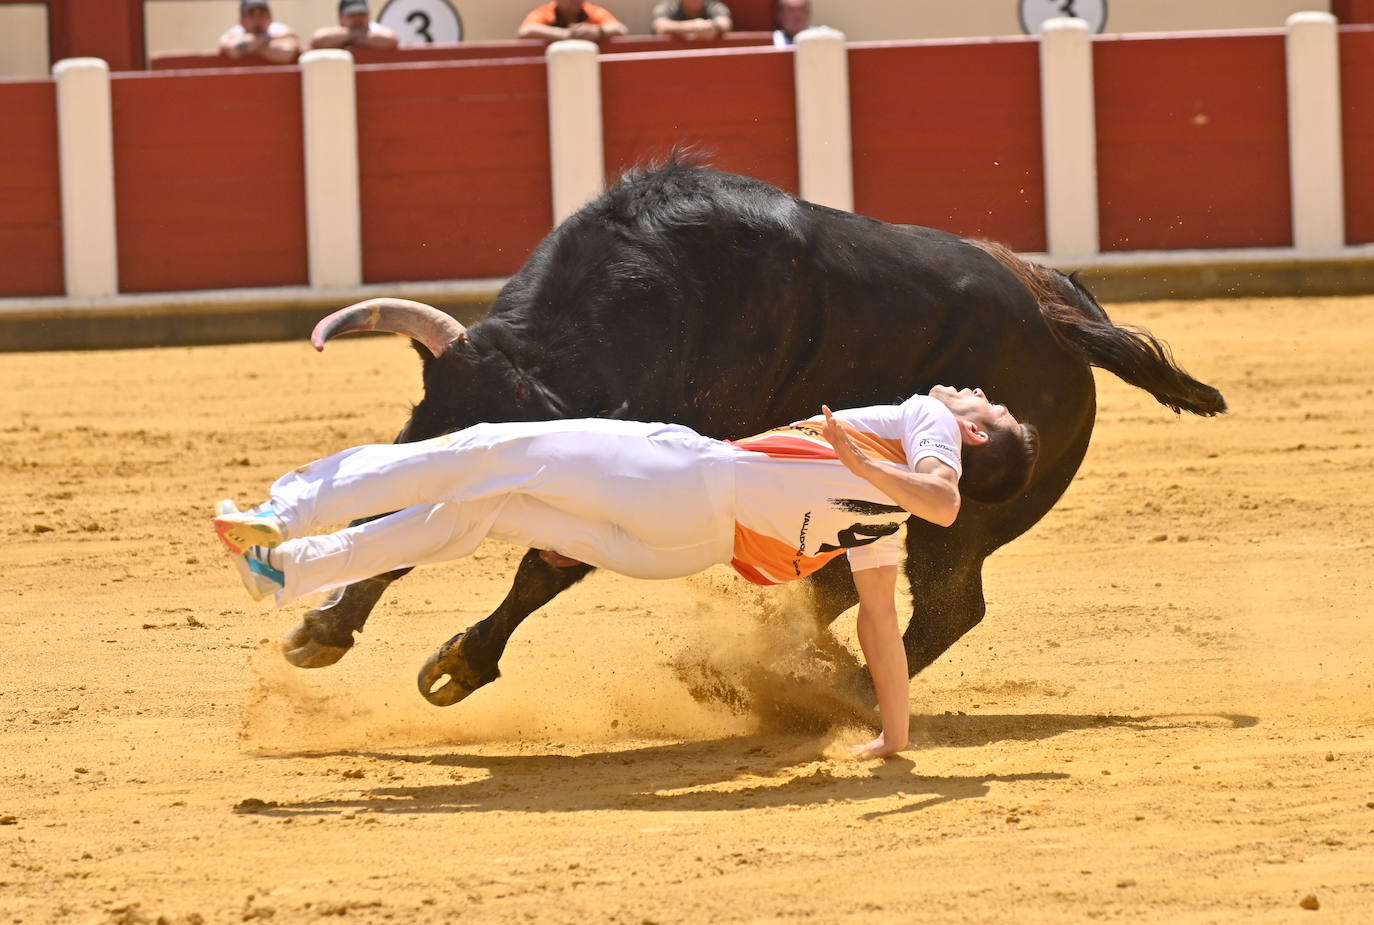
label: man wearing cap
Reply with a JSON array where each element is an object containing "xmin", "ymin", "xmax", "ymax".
[
  {"xmin": 651, "ymin": 0, "xmax": 733, "ymax": 40},
  {"xmin": 219, "ymin": 0, "xmax": 300, "ymax": 63},
  {"xmin": 311, "ymin": 1, "xmax": 400, "ymax": 50},
  {"xmin": 518, "ymin": 0, "xmax": 629, "ymax": 42}
]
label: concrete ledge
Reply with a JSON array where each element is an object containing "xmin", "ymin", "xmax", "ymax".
[
  {"xmin": 3, "ymin": 248, "xmax": 1373, "ymax": 352},
  {"xmin": 1046, "ymin": 245, "xmax": 1374, "ymax": 302},
  {"xmin": 0, "ymin": 280, "xmax": 503, "ymax": 352}
]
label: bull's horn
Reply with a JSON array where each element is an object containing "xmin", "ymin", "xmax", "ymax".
[{"xmin": 311, "ymin": 298, "xmax": 467, "ymax": 358}]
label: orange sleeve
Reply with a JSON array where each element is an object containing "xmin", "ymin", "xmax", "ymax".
[
  {"xmin": 521, "ymin": 3, "xmax": 557, "ymax": 28},
  {"xmin": 583, "ymin": 3, "xmax": 625, "ymax": 28}
]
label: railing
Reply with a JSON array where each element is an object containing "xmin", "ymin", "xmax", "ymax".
[{"xmin": 1, "ymin": 18, "xmax": 1370, "ymax": 308}]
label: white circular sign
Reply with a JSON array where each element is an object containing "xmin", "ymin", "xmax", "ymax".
[
  {"xmin": 1019, "ymin": 0, "xmax": 1108, "ymax": 34},
  {"xmin": 378, "ymin": 0, "xmax": 464, "ymax": 44}
]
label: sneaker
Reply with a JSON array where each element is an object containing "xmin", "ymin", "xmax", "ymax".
[
  {"xmin": 213, "ymin": 499, "xmax": 286, "ymax": 555},
  {"xmin": 214, "ymin": 501, "xmax": 285, "ymax": 602},
  {"xmin": 233, "ymin": 544, "xmax": 285, "ymax": 602}
]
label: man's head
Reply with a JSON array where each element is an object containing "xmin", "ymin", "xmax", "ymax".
[
  {"xmin": 680, "ymin": 0, "xmax": 708, "ymax": 17},
  {"xmin": 240, "ymin": 0, "xmax": 272, "ymax": 33},
  {"xmin": 928, "ymin": 385, "xmax": 1039, "ymax": 504},
  {"xmin": 338, "ymin": 0, "xmax": 370, "ymax": 29},
  {"xmin": 554, "ymin": 0, "xmax": 587, "ymax": 19},
  {"xmin": 776, "ymin": 0, "xmax": 811, "ymax": 37}
]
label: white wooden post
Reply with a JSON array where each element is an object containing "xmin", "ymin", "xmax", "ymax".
[
  {"xmin": 794, "ymin": 26, "xmax": 852, "ymax": 211},
  {"xmin": 300, "ymin": 49, "xmax": 362, "ymax": 289},
  {"xmin": 1286, "ymin": 11, "xmax": 1345, "ymax": 251},
  {"xmin": 546, "ymin": 39, "xmax": 604, "ymax": 225},
  {"xmin": 53, "ymin": 58, "xmax": 118, "ymax": 298},
  {"xmin": 1038, "ymin": 17, "xmax": 1100, "ymax": 258}
]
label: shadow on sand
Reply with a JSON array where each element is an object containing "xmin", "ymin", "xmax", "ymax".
[{"xmin": 238, "ymin": 711, "xmax": 1254, "ymax": 818}]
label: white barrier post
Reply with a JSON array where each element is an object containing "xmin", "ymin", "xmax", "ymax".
[
  {"xmin": 546, "ymin": 39, "xmax": 604, "ymax": 226},
  {"xmin": 300, "ymin": 49, "xmax": 362, "ymax": 289},
  {"xmin": 53, "ymin": 58, "xmax": 118, "ymax": 298},
  {"xmin": 1286, "ymin": 12, "xmax": 1345, "ymax": 251},
  {"xmin": 794, "ymin": 27, "xmax": 852, "ymax": 211},
  {"xmin": 1038, "ymin": 17, "xmax": 1100, "ymax": 258}
]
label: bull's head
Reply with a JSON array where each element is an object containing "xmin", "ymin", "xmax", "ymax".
[{"xmin": 312, "ymin": 297, "xmax": 560, "ymax": 443}]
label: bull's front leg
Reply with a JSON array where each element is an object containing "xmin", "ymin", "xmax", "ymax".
[
  {"xmin": 282, "ymin": 568, "xmax": 411, "ymax": 668},
  {"xmin": 417, "ymin": 549, "xmax": 595, "ymax": 706}
]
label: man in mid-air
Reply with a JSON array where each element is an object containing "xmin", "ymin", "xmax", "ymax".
[{"xmin": 214, "ymin": 387, "xmax": 1038, "ymax": 758}]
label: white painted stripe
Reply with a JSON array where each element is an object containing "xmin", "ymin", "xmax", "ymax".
[
  {"xmin": 794, "ymin": 27, "xmax": 853, "ymax": 212},
  {"xmin": 1286, "ymin": 12, "xmax": 1345, "ymax": 251},
  {"xmin": 53, "ymin": 58, "xmax": 119, "ymax": 298},
  {"xmin": 546, "ymin": 39, "xmax": 604, "ymax": 226},
  {"xmin": 1039, "ymin": 17, "xmax": 1100, "ymax": 258},
  {"xmin": 300, "ymin": 49, "xmax": 362, "ymax": 289}
]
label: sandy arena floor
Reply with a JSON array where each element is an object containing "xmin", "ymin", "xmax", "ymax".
[{"xmin": 1, "ymin": 295, "xmax": 1371, "ymax": 924}]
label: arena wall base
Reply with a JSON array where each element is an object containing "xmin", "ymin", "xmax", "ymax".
[
  {"xmin": 0, "ymin": 280, "xmax": 503, "ymax": 352},
  {"xmin": 3, "ymin": 249, "xmax": 1373, "ymax": 352}
]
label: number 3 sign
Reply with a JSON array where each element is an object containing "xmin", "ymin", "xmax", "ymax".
[
  {"xmin": 1019, "ymin": 0, "xmax": 1107, "ymax": 34},
  {"xmin": 378, "ymin": 0, "xmax": 464, "ymax": 44}
]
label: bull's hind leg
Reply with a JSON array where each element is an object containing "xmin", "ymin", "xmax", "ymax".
[
  {"xmin": 900, "ymin": 527, "xmax": 990, "ymax": 675},
  {"xmin": 417, "ymin": 550, "xmax": 595, "ymax": 706},
  {"xmin": 282, "ymin": 568, "xmax": 410, "ymax": 668}
]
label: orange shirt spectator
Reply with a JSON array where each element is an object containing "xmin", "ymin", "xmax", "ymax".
[{"xmin": 519, "ymin": 1, "xmax": 629, "ymax": 42}]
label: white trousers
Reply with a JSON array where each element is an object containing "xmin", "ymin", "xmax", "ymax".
[{"xmin": 266, "ymin": 419, "xmax": 738, "ymax": 605}]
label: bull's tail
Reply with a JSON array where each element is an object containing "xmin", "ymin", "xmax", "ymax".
[{"xmin": 972, "ymin": 240, "xmax": 1227, "ymax": 416}]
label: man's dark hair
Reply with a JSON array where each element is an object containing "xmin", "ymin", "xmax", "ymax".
[{"xmin": 958, "ymin": 420, "xmax": 1040, "ymax": 504}]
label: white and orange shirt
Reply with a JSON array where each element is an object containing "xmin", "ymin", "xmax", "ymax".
[{"xmin": 726, "ymin": 395, "xmax": 962, "ymax": 585}]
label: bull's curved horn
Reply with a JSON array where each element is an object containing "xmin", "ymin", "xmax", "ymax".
[{"xmin": 311, "ymin": 298, "xmax": 467, "ymax": 358}]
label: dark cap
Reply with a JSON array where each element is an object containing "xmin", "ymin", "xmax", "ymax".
[
  {"xmin": 339, "ymin": 0, "xmax": 369, "ymax": 14},
  {"xmin": 240, "ymin": 0, "xmax": 269, "ymax": 12}
]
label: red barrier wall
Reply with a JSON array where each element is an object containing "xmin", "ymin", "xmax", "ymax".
[
  {"xmin": 601, "ymin": 48, "xmax": 797, "ymax": 192},
  {"xmin": 848, "ymin": 39, "xmax": 1046, "ymax": 251},
  {"xmin": 1094, "ymin": 31, "xmax": 1291, "ymax": 252},
  {"xmin": 0, "ymin": 80, "xmax": 64, "ymax": 298},
  {"xmin": 1333, "ymin": 0, "xmax": 1374, "ymax": 23},
  {"xmin": 48, "ymin": 0, "xmax": 145, "ymax": 72},
  {"xmin": 1340, "ymin": 27, "xmax": 1374, "ymax": 244},
  {"xmin": 110, "ymin": 70, "xmax": 308, "ymax": 292},
  {"xmin": 355, "ymin": 60, "xmax": 552, "ymax": 282}
]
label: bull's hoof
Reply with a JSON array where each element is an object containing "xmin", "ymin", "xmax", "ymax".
[
  {"xmin": 281, "ymin": 618, "xmax": 352, "ymax": 669},
  {"xmin": 416, "ymin": 633, "xmax": 500, "ymax": 706}
]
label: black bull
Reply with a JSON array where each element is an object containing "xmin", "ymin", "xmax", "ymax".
[{"xmin": 280, "ymin": 162, "xmax": 1226, "ymax": 707}]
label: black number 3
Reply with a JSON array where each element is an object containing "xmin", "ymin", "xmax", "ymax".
[{"xmin": 407, "ymin": 11, "xmax": 434, "ymax": 42}]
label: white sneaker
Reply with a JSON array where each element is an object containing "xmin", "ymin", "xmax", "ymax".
[{"xmin": 214, "ymin": 500, "xmax": 284, "ymax": 602}]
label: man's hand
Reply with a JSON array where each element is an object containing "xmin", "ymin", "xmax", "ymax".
[
  {"xmin": 568, "ymin": 22, "xmax": 605, "ymax": 39},
  {"xmin": 821, "ymin": 404, "xmax": 872, "ymax": 479}
]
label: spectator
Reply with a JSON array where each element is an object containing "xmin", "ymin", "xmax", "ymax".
[
  {"xmin": 219, "ymin": 0, "xmax": 299, "ymax": 63},
  {"xmin": 518, "ymin": 0, "xmax": 629, "ymax": 42},
  {"xmin": 310, "ymin": 1, "xmax": 400, "ymax": 50},
  {"xmin": 650, "ymin": 0, "xmax": 733, "ymax": 40},
  {"xmin": 772, "ymin": 0, "xmax": 812, "ymax": 46}
]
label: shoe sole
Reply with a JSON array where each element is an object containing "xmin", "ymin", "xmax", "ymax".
[
  {"xmin": 214, "ymin": 501, "xmax": 282, "ymax": 601},
  {"xmin": 213, "ymin": 505, "xmax": 284, "ymax": 555}
]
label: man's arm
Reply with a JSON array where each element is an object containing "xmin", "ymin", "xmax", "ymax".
[
  {"xmin": 359, "ymin": 23, "xmax": 400, "ymax": 47},
  {"xmin": 259, "ymin": 28, "xmax": 300, "ymax": 63},
  {"xmin": 309, "ymin": 25, "xmax": 351, "ymax": 48},
  {"xmin": 851, "ymin": 565, "xmax": 909, "ymax": 759},
  {"xmin": 220, "ymin": 29, "xmax": 260, "ymax": 58},
  {"xmin": 821, "ymin": 406, "xmax": 961, "ymax": 527},
  {"xmin": 314, "ymin": 24, "xmax": 401, "ymax": 48},
  {"xmin": 518, "ymin": 21, "xmax": 572, "ymax": 40}
]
